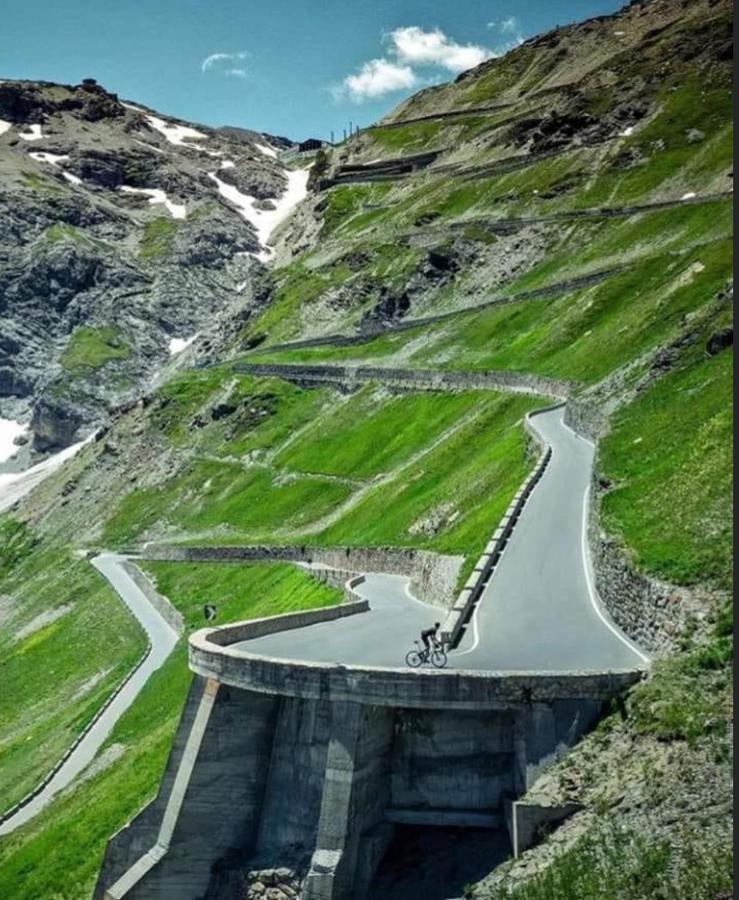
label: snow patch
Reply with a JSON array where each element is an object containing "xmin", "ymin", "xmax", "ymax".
[
  {"xmin": 29, "ymin": 151, "xmax": 82, "ymax": 187},
  {"xmin": 0, "ymin": 434, "xmax": 93, "ymax": 514},
  {"xmin": 0, "ymin": 418, "xmax": 28, "ymax": 464},
  {"xmin": 144, "ymin": 113, "xmax": 208, "ymax": 146},
  {"xmin": 0, "ymin": 119, "xmax": 12, "ymax": 136},
  {"xmin": 29, "ymin": 151, "xmax": 70, "ymax": 165},
  {"xmin": 681, "ymin": 191, "xmax": 696, "ymax": 200},
  {"xmin": 119, "ymin": 185, "xmax": 187, "ymax": 219},
  {"xmin": 619, "ymin": 126, "xmax": 634, "ymax": 137},
  {"xmin": 255, "ymin": 142, "xmax": 277, "ymax": 158},
  {"xmin": 168, "ymin": 334, "xmax": 198, "ymax": 355},
  {"xmin": 208, "ymin": 165, "xmax": 310, "ymax": 262},
  {"xmin": 123, "ymin": 102, "xmax": 213, "ymax": 152},
  {"xmin": 18, "ymin": 123, "xmax": 43, "ymax": 141},
  {"xmin": 220, "ymin": 159, "xmax": 236, "ymax": 170}
]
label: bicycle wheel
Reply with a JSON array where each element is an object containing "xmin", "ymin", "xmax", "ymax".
[
  {"xmin": 431, "ymin": 648, "xmax": 448, "ymax": 668},
  {"xmin": 405, "ymin": 649, "xmax": 423, "ymax": 668}
]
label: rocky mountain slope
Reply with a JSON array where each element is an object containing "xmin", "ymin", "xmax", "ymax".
[
  {"xmin": 249, "ymin": 0, "xmax": 731, "ymax": 346},
  {"xmin": 0, "ymin": 78, "xmax": 305, "ymax": 450},
  {"xmin": 0, "ymin": 0, "xmax": 732, "ymax": 897}
]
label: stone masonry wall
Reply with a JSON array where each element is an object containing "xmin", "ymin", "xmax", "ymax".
[
  {"xmin": 141, "ymin": 544, "xmax": 463, "ymax": 611},
  {"xmin": 232, "ymin": 363, "xmax": 572, "ymax": 400}
]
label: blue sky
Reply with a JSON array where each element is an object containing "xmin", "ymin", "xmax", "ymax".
[{"xmin": 3, "ymin": 0, "xmax": 624, "ymax": 140}]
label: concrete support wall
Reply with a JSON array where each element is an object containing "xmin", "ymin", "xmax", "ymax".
[
  {"xmin": 390, "ymin": 709, "xmax": 515, "ymax": 814},
  {"xmin": 255, "ymin": 697, "xmax": 332, "ymax": 857},
  {"xmin": 95, "ymin": 678, "xmax": 279, "ymax": 900},
  {"xmin": 95, "ymin": 686, "xmax": 621, "ymax": 900},
  {"xmin": 303, "ymin": 703, "xmax": 395, "ymax": 900},
  {"xmin": 506, "ymin": 798, "xmax": 582, "ymax": 857},
  {"xmin": 94, "ymin": 678, "xmax": 208, "ymax": 900},
  {"xmin": 514, "ymin": 700, "xmax": 602, "ymax": 792}
]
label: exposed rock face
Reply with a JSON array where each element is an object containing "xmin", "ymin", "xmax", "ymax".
[
  {"xmin": 0, "ymin": 78, "xmax": 303, "ymax": 448},
  {"xmin": 244, "ymin": 866, "xmax": 304, "ymax": 899}
]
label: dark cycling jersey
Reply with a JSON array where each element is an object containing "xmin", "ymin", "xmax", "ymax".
[{"xmin": 421, "ymin": 627, "xmax": 438, "ymax": 639}]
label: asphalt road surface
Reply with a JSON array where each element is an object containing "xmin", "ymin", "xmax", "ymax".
[
  {"xmin": 1, "ymin": 406, "xmax": 646, "ymax": 835},
  {"xmin": 238, "ymin": 407, "xmax": 648, "ymax": 672}
]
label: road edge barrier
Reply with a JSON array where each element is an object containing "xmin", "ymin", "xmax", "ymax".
[{"xmin": 441, "ymin": 402, "xmax": 564, "ymax": 649}]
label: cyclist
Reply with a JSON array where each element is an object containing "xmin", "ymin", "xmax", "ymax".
[{"xmin": 420, "ymin": 622, "xmax": 441, "ymax": 660}]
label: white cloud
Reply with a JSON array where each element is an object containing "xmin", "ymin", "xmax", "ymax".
[
  {"xmin": 332, "ymin": 25, "xmax": 494, "ymax": 104},
  {"xmin": 201, "ymin": 51, "xmax": 249, "ymax": 75},
  {"xmin": 386, "ymin": 26, "xmax": 492, "ymax": 73},
  {"xmin": 486, "ymin": 16, "xmax": 524, "ymax": 50},
  {"xmin": 334, "ymin": 58, "xmax": 418, "ymax": 103}
]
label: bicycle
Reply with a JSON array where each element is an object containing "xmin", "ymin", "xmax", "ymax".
[{"xmin": 405, "ymin": 639, "xmax": 448, "ymax": 669}]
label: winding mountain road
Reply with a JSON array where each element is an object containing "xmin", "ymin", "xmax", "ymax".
[
  {"xmin": 0, "ymin": 555, "xmax": 179, "ymax": 836},
  {"xmin": 237, "ymin": 406, "xmax": 647, "ymax": 671},
  {"xmin": 0, "ymin": 401, "xmax": 646, "ymax": 838}
]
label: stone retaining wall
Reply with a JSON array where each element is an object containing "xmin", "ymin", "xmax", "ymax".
[
  {"xmin": 586, "ymin": 492, "xmax": 696, "ymax": 654},
  {"xmin": 565, "ymin": 396, "xmax": 697, "ymax": 654},
  {"xmin": 255, "ymin": 267, "xmax": 621, "ymax": 356},
  {"xmin": 232, "ymin": 363, "xmax": 572, "ymax": 400},
  {"xmin": 121, "ymin": 560, "xmax": 185, "ymax": 636},
  {"xmin": 140, "ymin": 544, "xmax": 463, "ymax": 611}
]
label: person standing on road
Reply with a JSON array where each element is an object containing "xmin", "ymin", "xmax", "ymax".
[{"xmin": 421, "ymin": 622, "xmax": 441, "ymax": 657}]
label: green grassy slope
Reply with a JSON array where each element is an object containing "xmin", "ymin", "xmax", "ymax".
[
  {"xmin": 100, "ymin": 376, "xmax": 539, "ymax": 586},
  {"xmin": 0, "ymin": 0, "xmax": 732, "ymax": 895},
  {"xmin": 239, "ymin": 0, "xmax": 731, "ymax": 350},
  {"xmin": 0, "ymin": 523, "xmax": 147, "ymax": 815},
  {"xmin": 0, "ymin": 562, "xmax": 341, "ymax": 900},
  {"xmin": 600, "ymin": 339, "xmax": 733, "ymax": 590}
]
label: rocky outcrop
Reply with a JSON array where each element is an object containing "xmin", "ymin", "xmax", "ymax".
[{"xmin": 0, "ymin": 78, "xmax": 304, "ymax": 448}]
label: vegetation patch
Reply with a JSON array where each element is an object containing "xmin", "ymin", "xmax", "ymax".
[
  {"xmin": 0, "ymin": 528, "xmax": 146, "ymax": 815},
  {"xmin": 274, "ymin": 387, "xmax": 482, "ymax": 479},
  {"xmin": 60, "ymin": 326, "xmax": 131, "ymax": 373},
  {"xmin": 139, "ymin": 216, "xmax": 179, "ymax": 259},
  {"xmin": 628, "ymin": 599, "xmax": 732, "ymax": 744},
  {"xmin": 600, "ymin": 334, "xmax": 733, "ymax": 589},
  {"xmin": 140, "ymin": 559, "xmax": 342, "ymax": 630},
  {"xmin": 477, "ymin": 820, "xmax": 732, "ymax": 900}
]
